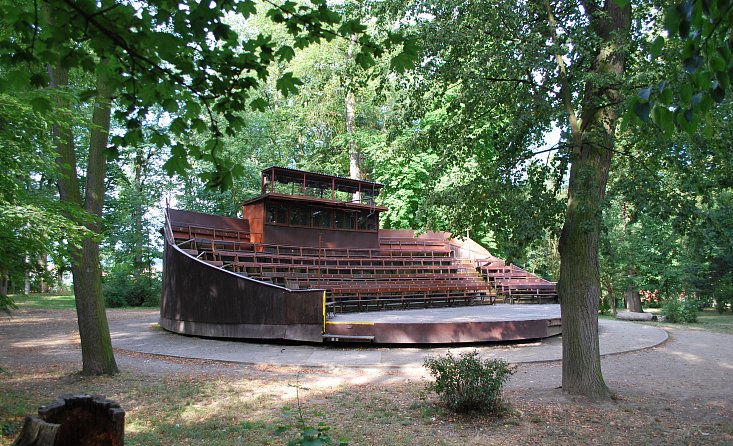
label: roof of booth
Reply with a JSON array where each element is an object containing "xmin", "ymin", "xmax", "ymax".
[
  {"xmin": 241, "ymin": 192, "xmax": 388, "ymax": 212},
  {"xmin": 261, "ymin": 166, "xmax": 384, "ymax": 195}
]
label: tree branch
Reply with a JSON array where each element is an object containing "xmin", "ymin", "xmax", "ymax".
[
  {"xmin": 542, "ymin": 0, "xmax": 581, "ymax": 143},
  {"xmin": 482, "ymin": 76, "xmax": 553, "ymax": 93}
]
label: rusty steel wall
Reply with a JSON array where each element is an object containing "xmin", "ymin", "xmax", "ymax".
[{"xmin": 160, "ymin": 239, "xmax": 325, "ymax": 342}]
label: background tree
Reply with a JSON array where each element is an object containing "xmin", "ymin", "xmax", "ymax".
[
  {"xmin": 1, "ymin": 0, "xmax": 417, "ymax": 375},
  {"xmin": 381, "ymin": 0, "xmax": 637, "ymax": 399}
]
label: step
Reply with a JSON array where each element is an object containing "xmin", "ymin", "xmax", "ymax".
[{"xmin": 322, "ymin": 334, "xmax": 375, "ymax": 342}]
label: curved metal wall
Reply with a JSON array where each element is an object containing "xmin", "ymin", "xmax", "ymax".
[{"xmin": 160, "ymin": 226, "xmax": 325, "ymax": 342}]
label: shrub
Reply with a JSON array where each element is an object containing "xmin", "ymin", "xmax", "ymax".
[
  {"xmin": 1, "ymin": 292, "xmax": 17, "ymax": 315},
  {"xmin": 103, "ymin": 270, "xmax": 161, "ymax": 307},
  {"xmin": 661, "ymin": 298, "xmax": 699, "ymax": 323},
  {"xmin": 423, "ymin": 351, "xmax": 515, "ymax": 414}
]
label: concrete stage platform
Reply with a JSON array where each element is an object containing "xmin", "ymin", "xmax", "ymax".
[
  {"xmin": 108, "ymin": 310, "xmax": 668, "ymax": 369},
  {"xmin": 324, "ymin": 304, "xmax": 562, "ymax": 344}
]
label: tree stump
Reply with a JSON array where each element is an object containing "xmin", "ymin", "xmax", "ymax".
[
  {"xmin": 11, "ymin": 417, "xmax": 59, "ymax": 446},
  {"xmin": 12, "ymin": 394, "xmax": 124, "ymax": 446}
]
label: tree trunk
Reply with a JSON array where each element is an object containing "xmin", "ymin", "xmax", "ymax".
[
  {"xmin": 133, "ymin": 148, "xmax": 145, "ymax": 275},
  {"xmin": 558, "ymin": 146, "xmax": 612, "ymax": 400},
  {"xmin": 556, "ymin": 1, "xmax": 630, "ymax": 400},
  {"xmin": 48, "ymin": 59, "xmax": 118, "ymax": 375},
  {"xmin": 1, "ymin": 266, "xmax": 8, "ymax": 296},
  {"xmin": 24, "ymin": 255, "xmax": 31, "ymax": 295},
  {"xmin": 625, "ymin": 284, "xmax": 643, "ymax": 313},
  {"xmin": 38, "ymin": 255, "xmax": 49, "ymax": 293},
  {"xmin": 345, "ymin": 38, "xmax": 361, "ymax": 193}
]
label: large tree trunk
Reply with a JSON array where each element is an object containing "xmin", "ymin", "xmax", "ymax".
[
  {"xmin": 48, "ymin": 60, "xmax": 118, "ymax": 375},
  {"xmin": 625, "ymin": 284, "xmax": 643, "ymax": 313},
  {"xmin": 24, "ymin": 256, "xmax": 31, "ymax": 295},
  {"xmin": 0, "ymin": 267, "xmax": 8, "ymax": 296},
  {"xmin": 345, "ymin": 38, "xmax": 361, "ymax": 188},
  {"xmin": 38, "ymin": 255, "xmax": 49, "ymax": 293},
  {"xmin": 133, "ymin": 148, "xmax": 146, "ymax": 275},
  {"xmin": 556, "ymin": 1, "xmax": 630, "ymax": 400},
  {"xmin": 558, "ymin": 142, "xmax": 612, "ymax": 400},
  {"xmin": 602, "ymin": 274, "xmax": 617, "ymax": 315}
]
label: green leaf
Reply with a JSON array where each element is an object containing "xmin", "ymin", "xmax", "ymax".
[
  {"xmin": 236, "ymin": 0, "xmax": 257, "ymax": 18},
  {"xmin": 105, "ymin": 145, "xmax": 120, "ymax": 161},
  {"xmin": 679, "ymin": 83, "xmax": 693, "ymax": 103},
  {"xmin": 170, "ymin": 117, "xmax": 187, "ymax": 135},
  {"xmin": 652, "ymin": 105, "xmax": 674, "ymax": 134},
  {"xmin": 338, "ymin": 19, "xmax": 368, "ymax": 35},
  {"xmin": 633, "ymin": 101, "xmax": 651, "ymax": 122},
  {"xmin": 658, "ymin": 82, "xmax": 673, "ymax": 104},
  {"xmin": 709, "ymin": 54, "xmax": 726, "ymax": 72},
  {"xmin": 355, "ymin": 51, "xmax": 375, "ymax": 69},
  {"xmin": 389, "ymin": 37, "xmax": 420, "ymax": 73},
  {"xmin": 650, "ymin": 36, "xmax": 665, "ymax": 58},
  {"xmin": 275, "ymin": 72, "xmax": 303, "ymax": 97},
  {"xmin": 29, "ymin": 96, "xmax": 52, "ymax": 113},
  {"xmin": 664, "ymin": 5, "xmax": 681, "ymax": 35},
  {"xmin": 250, "ymin": 97, "xmax": 268, "ymax": 112},
  {"xmin": 162, "ymin": 98, "xmax": 178, "ymax": 113},
  {"xmin": 275, "ymin": 45, "xmax": 296, "ymax": 62}
]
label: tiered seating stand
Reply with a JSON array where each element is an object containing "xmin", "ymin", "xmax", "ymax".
[
  {"xmin": 172, "ymin": 231, "xmax": 496, "ymax": 314},
  {"xmin": 476, "ymin": 259, "xmax": 558, "ymax": 303}
]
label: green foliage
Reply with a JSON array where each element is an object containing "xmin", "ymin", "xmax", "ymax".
[
  {"xmin": 277, "ymin": 409, "xmax": 347, "ymax": 446},
  {"xmin": 102, "ymin": 269, "xmax": 160, "ymax": 308},
  {"xmin": 633, "ymin": 0, "xmax": 733, "ymax": 133},
  {"xmin": 423, "ymin": 351, "xmax": 515, "ymax": 414},
  {"xmin": 0, "ymin": 85, "xmax": 88, "ymax": 293},
  {"xmin": 0, "ymin": 292, "xmax": 17, "ymax": 315},
  {"xmin": 599, "ymin": 297, "xmax": 612, "ymax": 315},
  {"xmin": 661, "ymin": 298, "xmax": 699, "ymax": 323},
  {"xmin": 0, "ymin": 0, "xmax": 418, "ymax": 188}
]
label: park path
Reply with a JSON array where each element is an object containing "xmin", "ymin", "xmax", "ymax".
[{"xmin": 1, "ymin": 309, "xmax": 731, "ymax": 404}]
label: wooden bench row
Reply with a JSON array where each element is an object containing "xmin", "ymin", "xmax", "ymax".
[
  {"xmin": 171, "ymin": 225, "xmax": 250, "ymax": 242},
  {"xmin": 285, "ymin": 277, "xmax": 488, "ymax": 290},
  {"xmin": 177, "ymin": 236, "xmax": 455, "ymax": 259},
  {"xmin": 226, "ymin": 262, "xmax": 467, "ymax": 277},
  {"xmin": 207, "ymin": 251, "xmax": 458, "ymax": 268},
  {"xmin": 328, "ymin": 290, "xmax": 494, "ymax": 313},
  {"xmin": 272, "ymin": 271, "xmax": 481, "ymax": 281}
]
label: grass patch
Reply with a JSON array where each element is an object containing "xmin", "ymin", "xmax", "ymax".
[
  {"xmin": 697, "ymin": 310, "xmax": 733, "ymax": 335},
  {"xmin": 605, "ymin": 308, "xmax": 733, "ymax": 335},
  {"xmin": 7, "ymin": 293, "xmax": 160, "ymax": 312},
  {"xmin": 9, "ymin": 293, "xmax": 76, "ymax": 310}
]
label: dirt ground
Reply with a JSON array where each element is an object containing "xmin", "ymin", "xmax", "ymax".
[{"xmin": 1, "ymin": 309, "xmax": 732, "ymax": 445}]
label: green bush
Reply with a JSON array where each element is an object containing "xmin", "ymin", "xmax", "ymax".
[
  {"xmin": 102, "ymin": 270, "xmax": 161, "ymax": 307},
  {"xmin": 1, "ymin": 292, "xmax": 17, "ymax": 315},
  {"xmin": 423, "ymin": 351, "xmax": 515, "ymax": 414},
  {"xmin": 661, "ymin": 298, "xmax": 699, "ymax": 323}
]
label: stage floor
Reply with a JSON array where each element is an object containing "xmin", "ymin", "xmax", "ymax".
[{"xmin": 325, "ymin": 304, "xmax": 562, "ymax": 344}]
